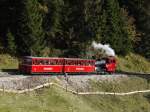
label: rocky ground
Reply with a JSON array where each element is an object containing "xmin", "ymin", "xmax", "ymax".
[{"xmin": 0, "ymin": 71, "xmax": 128, "ymax": 91}]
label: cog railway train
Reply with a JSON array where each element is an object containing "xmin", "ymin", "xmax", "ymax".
[{"xmin": 19, "ymin": 56, "xmax": 116, "ymax": 74}]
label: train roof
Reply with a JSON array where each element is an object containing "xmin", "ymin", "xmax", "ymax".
[{"xmin": 22, "ymin": 56, "xmax": 95, "ymax": 61}]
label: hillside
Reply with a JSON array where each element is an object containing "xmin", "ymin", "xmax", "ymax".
[
  {"xmin": 117, "ymin": 53, "xmax": 150, "ymax": 73},
  {"xmin": 0, "ymin": 76, "xmax": 149, "ymax": 112}
]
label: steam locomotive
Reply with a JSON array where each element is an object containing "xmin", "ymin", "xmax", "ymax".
[{"xmin": 19, "ymin": 56, "xmax": 116, "ymax": 74}]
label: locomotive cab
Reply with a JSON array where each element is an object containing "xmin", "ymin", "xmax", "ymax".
[
  {"xmin": 95, "ymin": 59, "xmax": 106, "ymax": 73},
  {"xmin": 95, "ymin": 56, "xmax": 116, "ymax": 74}
]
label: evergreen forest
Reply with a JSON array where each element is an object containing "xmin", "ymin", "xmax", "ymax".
[{"xmin": 0, "ymin": 0, "xmax": 149, "ymax": 59}]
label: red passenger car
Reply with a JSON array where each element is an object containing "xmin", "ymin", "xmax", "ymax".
[
  {"xmin": 64, "ymin": 58, "xmax": 95, "ymax": 74},
  {"xmin": 19, "ymin": 56, "xmax": 64, "ymax": 74},
  {"xmin": 19, "ymin": 56, "xmax": 96, "ymax": 74}
]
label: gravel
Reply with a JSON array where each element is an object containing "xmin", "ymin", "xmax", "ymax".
[{"xmin": 0, "ymin": 72, "xmax": 127, "ymax": 91}]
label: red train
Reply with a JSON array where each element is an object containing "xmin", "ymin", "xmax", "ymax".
[{"xmin": 19, "ymin": 56, "xmax": 116, "ymax": 74}]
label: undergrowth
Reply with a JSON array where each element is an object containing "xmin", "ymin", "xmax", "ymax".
[{"xmin": 0, "ymin": 54, "xmax": 18, "ymax": 71}]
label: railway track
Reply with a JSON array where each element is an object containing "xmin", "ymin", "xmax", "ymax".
[
  {"xmin": 0, "ymin": 71, "xmax": 150, "ymax": 78},
  {"xmin": 115, "ymin": 71, "xmax": 150, "ymax": 76}
]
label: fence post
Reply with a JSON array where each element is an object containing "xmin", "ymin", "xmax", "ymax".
[
  {"xmin": 65, "ymin": 73, "xmax": 69, "ymax": 82},
  {"xmin": 48, "ymin": 79, "xmax": 51, "ymax": 89},
  {"xmin": 76, "ymin": 88, "xmax": 78, "ymax": 95},
  {"xmin": 66, "ymin": 84, "xmax": 67, "ymax": 92},
  {"xmin": 28, "ymin": 82, "xmax": 30, "ymax": 93},
  {"xmin": 2, "ymin": 84, "xmax": 5, "ymax": 94}
]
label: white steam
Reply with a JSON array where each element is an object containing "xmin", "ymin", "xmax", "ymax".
[{"xmin": 92, "ymin": 41, "xmax": 115, "ymax": 56}]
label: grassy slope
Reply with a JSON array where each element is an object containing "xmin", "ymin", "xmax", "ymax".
[
  {"xmin": 0, "ymin": 54, "xmax": 18, "ymax": 70},
  {"xmin": 0, "ymin": 77, "xmax": 149, "ymax": 112},
  {"xmin": 0, "ymin": 87, "xmax": 96, "ymax": 112},
  {"xmin": 117, "ymin": 53, "xmax": 150, "ymax": 73}
]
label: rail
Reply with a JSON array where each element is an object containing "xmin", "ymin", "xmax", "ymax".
[{"xmin": 116, "ymin": 71, "xmax": 150, "ymax": 75}]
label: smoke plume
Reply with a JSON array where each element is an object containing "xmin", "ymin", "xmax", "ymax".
[{"xmin": 92, "ymin": 41, "xmax": 115, "ymax": 56}]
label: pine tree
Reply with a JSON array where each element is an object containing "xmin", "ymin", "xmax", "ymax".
[
  {"xmin": 6, "ymin": 29, "xmax": 16, "ymax": 54},
  {"xmin": 45, "ymin": 0, "xmax": 91, "ymax": 57},
  {"xmin": 42, "ymin": 0, "xmax": 65, "ymax": 56},
  {"xmin": 84, "ymin": 0, "xmax": 104, "ymax": 41},
  {"xmin": 16, "ymin": 0, "xmax": 45, "ymax": 56},
  {"xmin": 101, "ymin": 0, "xmax": 132, "ymax": 55},
  {"xmin": 63, "ymin": 0, "xmax": 93, "ymax": 57},
  {"xmin": 119, "ymin": 0, "xmax": 150, "ymax": 58}
]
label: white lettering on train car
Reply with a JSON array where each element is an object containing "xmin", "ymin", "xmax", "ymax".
[
  {"xmin": 76, "ymin": 68, "xmax": 84, "ymax": 70},
  {"xmin": 44, "ymin": 67, "xmax": 53, "ymax": 70}
]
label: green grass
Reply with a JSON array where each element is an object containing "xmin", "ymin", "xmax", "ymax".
[
  {"xmin": 82, "ymin": 77, "xmax": 150, "ymax": 112},
  {"xmin": 0, "ymin": 77, "xmax": 149, "ymax": 112},
  {"xmin": 0, "ymin": 87, "xmax": 95, "ymax": 112},
  {"xmin": 82, "ymin": 94, "xmax": 150, "ymax": 112},
  {"xmin": 0, "ymin": 54, "xmax": 18, "ymax": 70},
  {"xmin": 117, "ymin": 53, "xmax": 150, "ymax": 73},
  {"xmin": 88, "ymin": 76, "xmax": 150, "ymax": 92}
]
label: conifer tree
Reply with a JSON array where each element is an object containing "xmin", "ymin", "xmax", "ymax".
[
  {"xmin": 6, "ymin": 29, "xmax": 16, "ymax": 54},
  {"xmin": 119, "ymin": 0, "xmax": 150, "ymax": 58},
  {"xmin": 101, "ymin": 0, "xmax": 132, "ymax": 55},
  {"xmin": 16, "ymin": 0, "xmax": 45, "ymax": 56},
  {"xmin": 84, "ymin": 0, "xmax": 103, "ymax": 41}
]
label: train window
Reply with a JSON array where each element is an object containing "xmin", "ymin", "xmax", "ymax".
[
  {"xmin": 81, "ymin": 60, "xmax": 85, "ymax": 65},
  {"xmin": 95, "ymin": 60, "xmax": 106, "ymax": 65},
  {"xmin": 84, "ymin": 61, "xmax": 87, "ymax": 66},
  {"xmin": 70, "ymin": 60, "xmax": 75, "ymax": 65},
  {"xmin": 32, "ymin": 59, "xmax": 43, "ymax": 65},
  {"xmin": 49, "ymin": 60, "xmax": 55, "ymax": 65},
  {"xmin": 55, "ymin": 59, "xmax": 64, "ymax": 65},
  {"xmin": 77, "ymin": 60, "xmax": 82, "ymax": 65},
  {"xmin": 65, "ymin": 60, "xmax": 68, "ymax": 65},
  {"xmin": 55, "ymin": 59, "xmax": 59, "ymax": 65},
  {"xmin": 86, "ymin": 61, "xmax": 88, "ymax": 65},
  {"xmin": 59, "ymin": 60, "xmax": 64, "ymax": 65},
  {"xmin": 32, "ymin": 60, "xmax": 37, "ymax": 65},
  {"xmin": 91, "ymin": 61, "xmax": 95, "ymax": 65},
  {"xmin": 82, "ymin": 60, "xmax": 86, "ymax": 65},
  {"xmin": 21, "ymin": 58, "xmax": 32, "ymax": 65},
  {"xmin": 38, "ymin": 60, "xmax": 44, "ymax": 65},
  {"xmin": 45, "ymin": 60, "xmax": 49, "ymax": 65},
  {"xmin": 65, "ymin": 60, "xmax": 76, "ymax": 65},
  {"xmin": 55, "ymin": 60, "xmax": 58, "ymax": 65},
  {"xmin": 73, "ymin": 60, "xmax": 76, "ymax": 65},
  {"xmin": 78, "ymin": 61, "xmax": 81, "ymax": 65},
  {"xmin": 90, "ymin": 61, "xmax": 94, "ymax": 65},
  {"xmin": 40, "ymin": 59, "xmax": 49, "ymax": 65}
]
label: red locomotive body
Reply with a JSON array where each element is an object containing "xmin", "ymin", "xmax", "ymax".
[
  {"xmin": 105, "ymin": 57, "xmax": 116, "ymax": 73},
  {"xmin": 64, "ymin": 58, "xmax": 95, "ymax": 73},
  {"xmin": 95, "ymin": 56, "xmax": 116, "ymax": 73}
]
